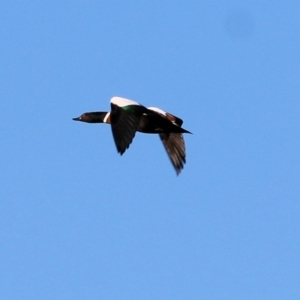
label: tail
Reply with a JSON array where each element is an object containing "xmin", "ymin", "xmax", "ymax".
[{"xmin": 180, "ymin": 127, "xmax": 192, "ymax": 134}]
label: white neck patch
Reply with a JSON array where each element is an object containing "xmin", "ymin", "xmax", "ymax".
[
  {"xmin": 103, "ymin": 112, "xmax": 110, "ymax": 123},
  {"xmin": 111, "ymin": 96, "xmax": 140, "ymax": 107}
]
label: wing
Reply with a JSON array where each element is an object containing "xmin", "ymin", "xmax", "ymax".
[
  {"xmin": 110, "ymin": 103, "xmax": 141, "ymax": 155},
  {"xmin": 165, "ymin": 112, "xmax": 183, "ymax": 127},
  {"xmin": 159, "ymin": 133, "xmax": 186, "ymax": 175},
  {"xmin": 147, "ymin": 107, "xmax": 184, "ymax": 127}
]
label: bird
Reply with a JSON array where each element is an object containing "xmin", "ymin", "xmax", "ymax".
[{"xmin": 73, "ymin": 96, "xmax": 191, "ymax": 175}]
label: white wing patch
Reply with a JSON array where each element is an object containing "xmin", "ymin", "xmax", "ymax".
[
  {"xmin": 111, "ymin": 96, "xmax": 140, "ymax": 107},
  {"xmin": 147, "ymin": 107, "xmax": 167, "ymax": 116}
]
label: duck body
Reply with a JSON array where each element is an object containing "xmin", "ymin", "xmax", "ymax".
[
  {"xmin": 138, "ymin": 110, "xmax": 190, "ymax": 134},
  {"xmin": 73, "ymin": 96, "xmax": 191, "ymax": 175}
]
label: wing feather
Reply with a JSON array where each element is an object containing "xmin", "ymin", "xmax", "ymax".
[
  {"xmin": 159, "ymin": 133, "xmax": 186, "ymax": 175},
  {"xmin": 110, "ymin": 103, "xmax": 141, "ymax": 155}
]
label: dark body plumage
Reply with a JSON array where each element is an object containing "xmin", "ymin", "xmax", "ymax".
[
  {"xmin": 73, "ymin": 97, "xmax": 191, "ymax": 175},
  {"xmin": 138, "ymin": 112, "xmax": 189, "ymax": 134}
]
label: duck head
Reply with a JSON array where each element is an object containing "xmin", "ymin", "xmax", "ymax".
[{"xmin": 72, "ymin": 112, "xmax": 110, "ymax": 123}]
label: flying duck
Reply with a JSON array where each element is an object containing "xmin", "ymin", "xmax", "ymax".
[{"xmin": 73, "ymin": 96, "xmax": 191, "ymax": 175}]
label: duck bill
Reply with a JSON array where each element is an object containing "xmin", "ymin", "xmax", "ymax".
[{"xmin": 72, "ymin": 117, "xmax": 81, "ymax": 121}]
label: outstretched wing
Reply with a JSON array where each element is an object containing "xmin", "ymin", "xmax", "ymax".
[
  {"xmin": 159, "ymin": 132, "xmax": 186, "ymax": 175},
  {"xmin": 110, "ymin": 103, "xmax": 141, "ymax": 155}
]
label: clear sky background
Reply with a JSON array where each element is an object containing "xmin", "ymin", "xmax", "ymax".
[{"xmin": 1, "ymin": 1, "xmax": 299, "ymax": 299}]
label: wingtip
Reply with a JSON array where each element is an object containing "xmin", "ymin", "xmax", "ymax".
[{"xmin": 175, "ymin": 165, "xmax": 184, "ymax": 176}]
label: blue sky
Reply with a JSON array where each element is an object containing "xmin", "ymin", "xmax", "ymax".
[{"xmin": 1, "ymin": 1, "xmax": 299, "ymax": 299}]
